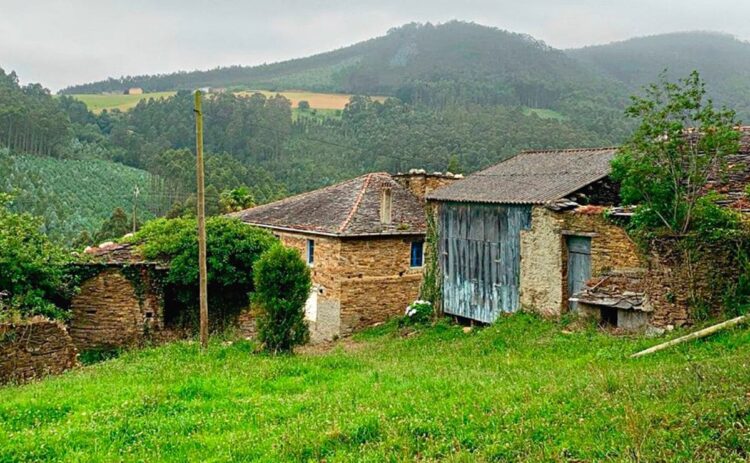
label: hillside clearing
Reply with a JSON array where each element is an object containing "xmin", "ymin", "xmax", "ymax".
[
  {"xmin": 236, "ymin": 90, "xmax": 387, "ymax": 110},
  {"xmin": 1, "ymin": 315, "xmax": 748, "ymax": 462},
  {"xmin": 69, "ymin": 92, "xmax": 176, "ymax": 113}
]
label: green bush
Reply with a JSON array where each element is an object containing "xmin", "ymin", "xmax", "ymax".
[
  {"xmin": 0, "ymin": 194, "xmax": 72, "ymax": 321},
  {"xmin": 126, "ymin": 216, "xmax": 276, "ymax": 329},
  {"xmin": 253, "ymin": 245, "xmax": 311, "ymax": 353},
  {"xmin": 401, "ymin": 300, "xmax": 434, "ymax": 325}
]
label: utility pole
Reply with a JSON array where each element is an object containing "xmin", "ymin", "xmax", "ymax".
[
  {"xmin": 194, "ymin": 90, "xmax": 209, "ymax": 350},
  {"xmin": 132, "ymin": 185, "xmax": 140, "ymax": 233}
]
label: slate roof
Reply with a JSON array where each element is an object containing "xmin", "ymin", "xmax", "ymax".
[
  {"xmin": 232, "ymin": 173, "xmax": 426, "ymax": 237},
  {"xmin": 427, "ymin": 148, "xmax": 618, "ymax": 204},
  {"xmin": 705, "ymin": 126, "xmax": 750, "ymax": 212}
]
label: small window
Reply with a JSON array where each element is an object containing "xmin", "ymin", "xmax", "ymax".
[
  {"xmin": 307, "ymin": 239, "xmax": 315, "ymax": 265},
  {"xmin": 410, "ymin": 240, "xmax": 424, "ymax": 268}
]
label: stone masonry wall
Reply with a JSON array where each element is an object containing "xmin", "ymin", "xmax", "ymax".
[
  {"xmin": 394, "ymin": 173, "xmax": 459, "ymax": 201},
  {"xmin": 0, "ymin": 319, "xmax": 78, "ymax": 384},
  {"xmin": 520, "ymin": 207, "xmax": 565, "ymax": 315},
  {"xmin": 274, "ymin": 231, "xmax": 343, "ymax": 341},
  {"xmin": 339, "ymin": 236, "xmax": 423, "ymax": 334},
  {"xmin": 520, "ymin": 206, "xmax": 643, "ymax": 317},
  {"xmin": 70, "ymin": 268, "xmax": 163, "ymax": 350}
]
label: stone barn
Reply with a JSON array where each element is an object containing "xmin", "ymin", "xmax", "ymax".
[
  {"xmin": 234, "ymin": 171, "xmax": 459, "ymax": 340},
  {"xmin": 70, "ymin": 243, "xmax": 168, "ymax": 350},
  {"xmin": 427, "ymin": 148, "xmax": 649, "ymax": 327}
]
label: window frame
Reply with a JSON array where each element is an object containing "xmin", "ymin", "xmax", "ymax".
[
  {"xmin": 410, "ymin": 240, "xmax": 425, "ymax": 268},
  {"xmin": 306, "ymin": 239, "xmax": 315, "ymax": 266}
]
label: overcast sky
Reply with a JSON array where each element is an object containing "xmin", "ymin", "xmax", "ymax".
[{"xmin": 2, "ymin": 0, "xmax": 748, "ymax": 91}]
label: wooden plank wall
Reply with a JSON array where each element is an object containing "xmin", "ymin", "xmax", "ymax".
[{"xmin": 439, "ymin": 202, "xmax": 532, "ymax": 323}]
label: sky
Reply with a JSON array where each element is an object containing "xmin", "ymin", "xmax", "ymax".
[{"xmin": 1, "ymin": 0, "xmax": 749, "ymax": 91}]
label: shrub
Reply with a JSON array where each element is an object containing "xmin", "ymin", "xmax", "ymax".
[
  {"xmin": 0, "ymin": 194, "xmax": 72, "ymax": 321},
  {"xmin": 253, "ymin": 245, "xmax": 311, "ymax": 353},
  {"xmin": 126, "ymin": 216, "xmax": 276, "ymax": 329},
  {"xmin": 401, "ymin": 300, "xmax": 434, "ymax": 325}
]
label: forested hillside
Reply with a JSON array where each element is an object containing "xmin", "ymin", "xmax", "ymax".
[
  {"xmin": 569, "ymin": 31, "xmax": 750, "ymax": 119},
  {"xmin": 0, "ymin": 151, "xmax": 166, "ymax": 243},
  {"xmin": 61, "ymin": 22, "xmax": 750, "ymax": 121}
]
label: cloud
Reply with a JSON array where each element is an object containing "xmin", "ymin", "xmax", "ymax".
[{"xmin": 0, "ymin": 0, "xmax": 747, "ymax": 91}]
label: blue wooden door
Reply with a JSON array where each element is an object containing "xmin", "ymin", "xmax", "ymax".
[
  {"xmin": 567, "ymin": 236, "xmax": 591, "ymax": 312},
  {"xmin": 439, "ymin": 203, "xmax": 531, "ymax": 323}
]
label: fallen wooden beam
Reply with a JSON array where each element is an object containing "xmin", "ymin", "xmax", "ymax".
[{"xmin": 631, "ymin": 315, "xmax": 749, "ymax": 358}]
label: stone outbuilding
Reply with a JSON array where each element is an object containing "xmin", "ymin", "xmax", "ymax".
[
  {"xmin": 427, "ymin": 148, "xmax": 650, "ymax": 328},
  {"xmin": 69, "ymin": 243, "xmax": 168, "ymax": 350},
  {"xmin": 234, "ymin": 171, "xmax": 458, "ymax": 340}
]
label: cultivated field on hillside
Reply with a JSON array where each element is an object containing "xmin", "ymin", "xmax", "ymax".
[
  {"xmin": 1, "ymin": 315, "xmax": 747, "ymax": 461},
  {"xmin": 72, "ymin": 90, "xmax": 386, "ymax": 114},
  {"xmin": 70, "ymin": 92, "xmax": 176, "ymax": 113}
]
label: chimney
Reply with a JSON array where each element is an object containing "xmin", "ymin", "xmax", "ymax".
[
  {"xmin": 380, "ymin": 187, "xmax": 392, "ymax": 225},
  {"xmin": 393, "ymin": 169, "xmax": 464, "ymax": 201}
]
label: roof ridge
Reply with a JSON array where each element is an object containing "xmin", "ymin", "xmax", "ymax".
[{"xmin": 338, "ymin": 173, "xmax": 373, "ymax": 233}]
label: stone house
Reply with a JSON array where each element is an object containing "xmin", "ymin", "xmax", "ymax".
[
  {"xmin": 427, "ymin": 148, "xmax": 650, "ymax": 328},
  {"xmin": 234, "ymin": 171, "xmax": 459, "ymax": 340},
  {"xmin": 69, "ymin": 243, "xmax": 168, "ymax": 350}
]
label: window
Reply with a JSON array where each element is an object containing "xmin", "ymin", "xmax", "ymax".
[
  {"xmin": 306, "ymin": 239, "xmax": 315, "ymax": 265},
  {"xmin": 410, "ymin": 240, "xmax": 424, "ymax": 267}
]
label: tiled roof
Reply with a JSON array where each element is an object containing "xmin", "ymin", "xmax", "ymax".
[
  {"xmin": 427, "ymin": 148, "xmax": 617, "ymax": 204},
  {"xmin": 232, "ymin": 173, "xmax": 426, "ymax": 236},
  {"xmin": 705, "ymin": 126, "xmax": 750, "ymax": 212}
]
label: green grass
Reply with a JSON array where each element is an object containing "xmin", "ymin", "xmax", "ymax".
[
  {"xmin": 70, "ymin": 92, "xmax": 176, "ymax": 113},
  {"xmin": 1, "ymin": 314, "xmax": 748, "ymax": 462}
]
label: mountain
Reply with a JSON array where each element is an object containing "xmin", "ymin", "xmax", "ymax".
[
  {"xmin": 62, "ymin": 22, "xmax": 620, "ymax": 109},
  {"xmin": 62, "ymin": 23, "xmax": 750, "ymax": 120},
  {"xmin": 568, "ymin": 31, "xmax": 750, "ymax": 118}
]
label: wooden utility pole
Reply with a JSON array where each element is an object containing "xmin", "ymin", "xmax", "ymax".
[
  {"xmin": 132, "ymin": 185, "xmax": 140, "ymax": 233},
  {"xmin": 631, "ymin": 315, "xmax": 748, "ymax": 358},
  {"xmin": 194, "ymin": 90, "xmax": 209, "ymax": 350}
]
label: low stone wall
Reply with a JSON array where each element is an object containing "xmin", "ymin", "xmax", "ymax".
[
  {"xmin": 0, "ymin": 319, "xmax": 78, "ymax": 384},
  {"xmin": 70, "ymin": 267, "xmax": 164, "ymax": 350}
]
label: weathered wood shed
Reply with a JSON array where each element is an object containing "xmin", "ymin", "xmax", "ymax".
[{"xmin": 427, "ymin": 148, "xmax": 643, "ymax": 324}]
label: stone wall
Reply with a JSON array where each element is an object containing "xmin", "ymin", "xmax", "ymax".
[
  {"xmin": 0, "ymin": 319, "xmax": 77, "ymax": 384},
  {"xmin": 70, "ymin": 267, "xmax": 163, "ymax": 350},
  {"xmin": 339, "ymin": 236, "xmax": 423, "ymax": 333},
  {"xmin": 272, "ymin": 230, "xmax": 424, "ymax": 339},
  {"xmin": 520, "ymin": 206, "xmax": 643, "ymax": 317}
]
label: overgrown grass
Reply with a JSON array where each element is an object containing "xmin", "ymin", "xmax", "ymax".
[{"xmin": 1, "ymin": 314, "xmax": 748, "ymax": 462}]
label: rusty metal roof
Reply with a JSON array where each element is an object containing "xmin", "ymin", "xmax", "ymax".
[
  {"xmin": 231, "ymin": 172, "xmax": 426, "ymax": 237},
  {"xmin": 427, "ymin": 148, "xmax": 618, "ymax": 204}
]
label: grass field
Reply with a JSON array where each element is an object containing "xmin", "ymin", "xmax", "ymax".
[
  {"xmin": 522, "ymin": 107, "xmax": 568, "ymax": 121},
  {"xmin": 71, "ymin": 90, "xmax": 386, "ymax": 114},
  {"xmin": 237, "ymin": 90, "xmax": 387, "ymax": 110},
  {"xmin": 1, "ymin": 314, "xmax": 748, "ymax": 462},
  {"xmin": 70, "ymin": 92, "xmax": 176, "ymax": 113}
]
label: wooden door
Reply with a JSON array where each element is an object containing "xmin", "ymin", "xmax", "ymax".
[{"xmin": 567, "ymin": 236, "xmax": 591, "ymax": 312}]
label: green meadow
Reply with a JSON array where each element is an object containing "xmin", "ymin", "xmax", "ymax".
[{"xmin": 1, "ymin": 314, "xmax": 748, "ymax": 462}]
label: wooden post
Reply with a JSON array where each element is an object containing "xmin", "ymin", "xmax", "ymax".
[
  {"xmin": 631, "ymin": 315, "xmax": 748, "ymax": 358},
  {"xmin": 194, "ymin": 90, "xmax": 209, "ymax": 350}
]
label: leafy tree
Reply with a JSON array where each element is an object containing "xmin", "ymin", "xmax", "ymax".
[
  {"xmin": 253, "ymin": 245, "xmax": 311, "ymax": 353},
  {"xmin": 0, "ymin": 194, "xmax": 72, "ymax": 321},
  {"xmin": 93, "ymin": 207, "xmax": 133, "ymax": 243},
  {"xmin": 297, "ymin": 100, "xmax": 310, "ymax": 111},
  {"xmin": 220, "ymin": 186, "xmax": 255, "ymax": 213},
  {"xmin": 611, "ymin": 71, "xmax": 741, "ymax": 235},
  {"xmin": 127, "ymin": 217, "xmax": 276, "ymax": 329},
  {"xmin": 72, "ymin": 230, "xmax": 94, "ymax": 249}
]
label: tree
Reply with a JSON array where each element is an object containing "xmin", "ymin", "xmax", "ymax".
[
  {"xmin": 253, "ymin": 245, "xmax": 311, "ymax": 353},
  {"xmin": 93, "ymin": 207, "xmax": 133, "ymax": 243},
  {"xmin": 0, "ymin": 194, "xmax": 71, "ymax": 321},
  {"xmin": 219, "ymin": 186, "xmax": 255, "ymax": 213},
  {"xmin": 297, "ymin": 100, "xmax": 310, "ymax": 111},
  {"xmin": 127, "ymin": 217, "xmax": 276, "ymax": 330},
  {"xmin": 611, "ymin": 71, "xmax": 741, "ymax": 235}
]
